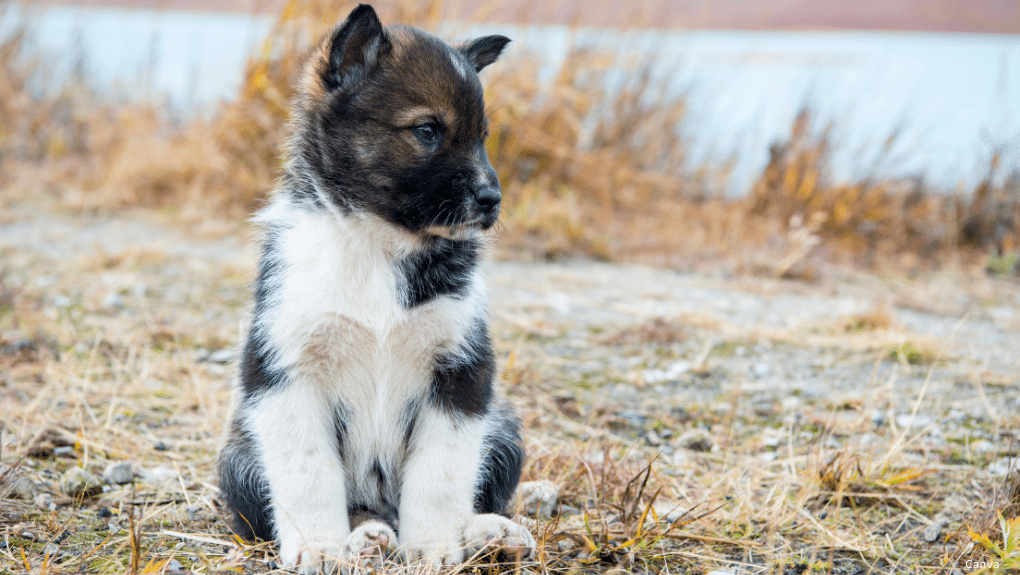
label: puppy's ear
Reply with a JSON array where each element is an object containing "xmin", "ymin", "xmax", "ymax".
[
  {"xmin": 323, "ymin": 4, "xmax": 391, "ymax": 91},
  {"xmin": 459, "ymin": 35, "xmax": 510, "ymax": 72}
]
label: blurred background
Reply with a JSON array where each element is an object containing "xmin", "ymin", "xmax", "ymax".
[{"xmin": 1, "ymin": 0, "xmax": 1018, "ymax": 276}]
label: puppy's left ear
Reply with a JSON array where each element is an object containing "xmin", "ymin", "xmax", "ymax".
[{"xmin": 460, "ymin": 35, "xmax": 511, "ymax": 72}]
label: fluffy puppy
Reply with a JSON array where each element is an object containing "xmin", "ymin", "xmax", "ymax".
[{"xmin": 217, "ymin": 4, "xmax": 534, "ymax": 572}]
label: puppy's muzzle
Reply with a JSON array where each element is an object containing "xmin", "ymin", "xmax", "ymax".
[{"xmin": 474, "ymin": 186, "xmax": 501, "ymax": 215}]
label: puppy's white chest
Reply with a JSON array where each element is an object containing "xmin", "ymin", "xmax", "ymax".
[{"xmin": 264, "ymin": 208, "xmax": 474, "ymax": 394}]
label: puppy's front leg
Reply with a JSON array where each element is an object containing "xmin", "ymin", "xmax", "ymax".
[
  {"xmin": 250, "ymin": 383, "xmax": 350, "ymax": 573},
  {"xmin": 398, "ymin": 409, "xmax": 487, "ymax": 566}
]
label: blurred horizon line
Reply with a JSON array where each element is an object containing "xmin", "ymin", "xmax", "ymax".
[{"xmin": 28, "ymin": 0, "xmax": 1020, "ymax": 35}]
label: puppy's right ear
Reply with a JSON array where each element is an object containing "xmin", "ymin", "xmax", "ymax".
[{"xmin": 323, "ymin": 4, "xmax": 391, "ymax": 91}]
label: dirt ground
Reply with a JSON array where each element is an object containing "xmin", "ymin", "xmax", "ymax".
[{"xmin": 1, "ymin": 198, "xmax": 1019, "ymax": 574}]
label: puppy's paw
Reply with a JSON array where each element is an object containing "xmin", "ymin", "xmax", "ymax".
[
  {"xmin": 278, "ymin": 536, "xmax": 343, "ymax": 574},
  {"xmin": 462, "ymin": 514, "xmax": 536, "ymax": 563},
  {"xmin": 341, "ymin": 521, "xmax": 397, "ymax": 570},
  {"xmin": 403, "ymin": 539, "xmax": 465, "ymax": 569}
]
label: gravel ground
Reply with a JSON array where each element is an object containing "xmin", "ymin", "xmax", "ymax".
[{"xmin": 2, "ymin": 202, "xmax": 1019, "ymax": 574}]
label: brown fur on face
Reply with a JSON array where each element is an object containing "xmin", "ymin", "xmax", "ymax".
[{"xmin": 285, "ymin": 4, "xmax": 509, "ymax": 236}]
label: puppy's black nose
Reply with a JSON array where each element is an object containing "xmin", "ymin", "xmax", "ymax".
[{"xmin": 474, "ymin": 186, "xmax": 501, "ymax": 213}]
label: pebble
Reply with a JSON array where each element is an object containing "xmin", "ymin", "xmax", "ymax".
[
  {"xmin": 138, "ymin": 465, "xmax": 177, "ymax": 485},
  {"xmin": 59, "ymin": 467, "xmax": 103, "ymax": 498},
  {"xmin": 11, "ymin": 476, "xmax": 39, "ymax": 499},
  {"xmin": 923, "ymin": 519, "xmax": 948, "ymax": 543},
  {"xmin": 651, "ymin": 501, "xmax": 687, "ymax": 523},
  {"xmin": 103, "ymin": 461, "xmax": 134, "ymax": 485},
  {"xmin": 615, "ymin": 411, "xmax": 646, "ymax": 428},
  {"xmin": 517, "ymin": 480, "xmax": 560, "ymax": 520},
  {"xmin": 43, "ymin": 543, "xmax": 59, "ymax": 557},
  {"xmin": 103, "ymin": 292, "xmax": 124, "ymax": 310},
  {"xmin": 676, "ymin": 428, "xmax": 714, "ymax": 452},
  {"xmin": 53, "ymin": 446, "xmax": 76, "ymax": 457},
  {"xmin": 642, "ymin": 360, "xmax": 691, "ymax": 383},
  {"xmin": 33, "ymin": 493, "xmax": 55, "ymax": 510},
  {"xmin": 557, "ymin": 538, "xmax": 577, "ymax": 552},
  {"xmin": 971, "ymin": 440, "xmax": 996, "ymax": 453},
  {"xmin": 987, "ymin": 457, "xmax": 1018, "ymax": 476},
  {"xmin": 895, "ymin": 414, "xmax": 934, "ymax": 429}
]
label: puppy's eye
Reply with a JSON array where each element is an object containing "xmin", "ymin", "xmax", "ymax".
[{"xmin": 413, "ymin": 122, "xmax": 440, "ymax": 145}]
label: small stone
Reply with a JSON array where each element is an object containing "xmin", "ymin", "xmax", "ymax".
[
  {"xmin": 33, "ymin": 493, "xmax": 54, "ymax": 510},
  {"xmin": 138, "ymin": 465, "xmax": 177, "ymax": 485},
  {"xmin": 103, "ymin": 462, "xmax": 134, "ymax": 485},
  {"xmin": 166, "ymin": 559, "xmax": 185, "ymax": 573},
  {"xmin": 987, "ymin": 457, "xmax": 1018, "ymax": 476},
  {"xmin": 103, "ymin": 292, "xmax": 124, "ymax": 310},
  {"xmin": 706, "ymin": 570, "xmax": 741, "ymax": 575},
  {"xmin": 651, "ymin": 501, "xmax": 688, "ymax": 523},
  {"xmin": 676, "ymin": 428, "xmax": 714, "ymax": 452},
  {"xmin": 972, "ymin": 440, "xmax": 996, "ymax": 453},
  {"xmin": 21, "ymin": 531, "xmax": 36, "ymax": 541},
  {"xmin": 923, "ymin": 519, "xmax": 948, "ymax": 543},
  {"xmin": 59, "ymin": 467, "xmax": 103, "ymax": 498},
  {"xmin": 207, "ymin": 349, "xmax": 235, "ymax": 364},
  {"xmin": 11, "ymin": 476, "xmax": 39, "ymax": 499},
  {"xmin": 53, "ymin": 446, "xmax": 75, "ymax": 457},
  {"xmin": 895, "ymin": 413, "xmax": 934, "ymax": 429},
  {"xmin": 557, "ymin": 538, "xmax": 577, "ymax": 552},
  {"xmin": 759, "ymin": 452, "xmax": 778, "ymax": 462},
  {"xmin": 43, "ymin": 543, "xmax": 59, "ymax": 557},
  {"xmin": 616, "ymin": 411, "xmax": 646, "ymax": 428},
  {"xmin": 517, "ymin": 480, "xmax": 560, "ymax": 520},
  {"xmin": 643, "ymin": 430, "xmax": 662, "ymax": 446},
  {"xmin": 53, "ymin": 295, "xmax": 71, "ymax": 308}
]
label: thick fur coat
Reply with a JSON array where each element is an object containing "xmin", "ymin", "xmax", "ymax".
[{"xmin": 217, "ymin": 5, "xmax": 533, "ymax": 572}]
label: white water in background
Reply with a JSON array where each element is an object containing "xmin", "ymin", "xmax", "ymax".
[{"xmin": 3, "ymin": 5, "xmax": 1018, "ymax": 194}]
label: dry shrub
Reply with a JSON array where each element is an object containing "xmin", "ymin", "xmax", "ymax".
[
  {"xmin": 87, "ymin": 0, "xmax": 705, "ymax": 251},
  {"xmin": 749, "ymin": 108, "xmax": 1020, "ymax": 266},
  {"xmin": 0, "ymin": 8, "xmax": 98, "ymax": 193}
]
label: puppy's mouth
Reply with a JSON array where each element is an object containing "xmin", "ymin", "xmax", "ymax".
[{"xmin": 424, "ymin": 211, "xmax": 498, "ymax": 240}]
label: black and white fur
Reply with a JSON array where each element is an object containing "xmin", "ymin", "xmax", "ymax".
[{"xmin": 217, "ymin": 4, "xmax": 533, "ymax": 572}]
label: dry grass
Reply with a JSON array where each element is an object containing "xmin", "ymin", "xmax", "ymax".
[
  {"xmin": 1, "ymin": 216, "xmax": 1019, "ymax": 573},
  {"xmin": 749, "ymin": 109, "xmax": 1020, "ymax": 270}
]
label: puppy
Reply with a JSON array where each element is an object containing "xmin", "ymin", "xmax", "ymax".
[{"xmin": 217, "ymin": 4, "xmax": 534, "ymax": 572}]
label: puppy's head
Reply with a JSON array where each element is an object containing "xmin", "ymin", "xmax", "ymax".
[{"xmin": 289, "ymin": 4, "xmax": 509, "ymax": 240}]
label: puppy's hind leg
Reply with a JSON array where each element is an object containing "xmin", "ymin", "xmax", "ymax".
[
  {"xmin": 218, "ymin": 417, "xmax": 273, "ymax": 542},
  {"xmin": 464, "ymin": 405, "xmax": 535, "ymax": 562},
  {"xmin": 473, "ymin": 401, "xmax": 525, "ymax": 516}
]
